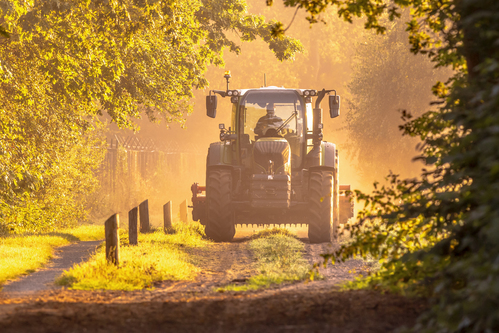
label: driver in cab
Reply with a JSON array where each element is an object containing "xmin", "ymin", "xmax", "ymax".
[{"xmin": 254, "ymin": 103, "xmax": 283, "ymax": 138}]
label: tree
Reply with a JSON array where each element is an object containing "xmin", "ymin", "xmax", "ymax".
[
  {"xmin": 274, "ymin": 0, "xmax": 499, "ymax": 331},
  {"xmin": 0, "ymin": 0, "xmax": 302, "ymax": 233}
]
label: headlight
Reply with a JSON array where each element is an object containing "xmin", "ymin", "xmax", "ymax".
[
  {"xmin": 233, "ymin": 90, "xmax": 239, "ymax": 96},
  {"xmin": 304, "ymin": 90, "xmax": 310, "ymax": 96},
  {"xmin": 227, "ymin": 91, "xmax": 233, "ymax": 96},
  {"xmin": 310, "ymin": 90, "xmax": 317, "ymax": 96}
]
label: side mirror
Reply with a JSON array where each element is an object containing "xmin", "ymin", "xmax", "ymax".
[
  {"xmin": 206, "ymin": 95, "xmax": 217, "ymax": 118},
  {"xmin": 329, "ymin": 95, "xmax": 340, "ymax": 118}
]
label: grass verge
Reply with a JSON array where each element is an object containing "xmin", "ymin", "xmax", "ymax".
[
  {"xmin": 0, "ymin": 225, "xmax": 104, "ymax": 288},
  {"xmin": 221, "ymin": 228, "xmax": 316, "ymax": 292},
  {"xmin": 57, "ymin": 223, "xmax": 209, "ymax": 291}
]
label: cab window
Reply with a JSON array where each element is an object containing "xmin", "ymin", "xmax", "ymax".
[{"xmin": 240, "ymin": 90, "xmax": 305, "ymax": 168}]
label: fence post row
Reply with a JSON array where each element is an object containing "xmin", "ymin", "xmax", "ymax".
[
  {"xmin": 107, "ymin": 199, "xmax": 190, "ymax": 264},
  {"xmin": 105, "ymin": 214, "xmax": 120, "ymax": 265},
  {"xmin": 129, "ymin": 207, "xmax": 138, "ymax": 245},
  {"xmin": 139, "ymin": 199, "xmax": 150, "ymax": 233}
]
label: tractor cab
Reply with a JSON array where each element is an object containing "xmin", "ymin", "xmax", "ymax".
[{"xmin": 239, "ymin": 89, "xmax": 304, "ymax": 171}]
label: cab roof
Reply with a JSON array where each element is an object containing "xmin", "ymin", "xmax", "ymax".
[{"xmin": 234, "ymin": 86, "xmax": 316, "ymax": 97}]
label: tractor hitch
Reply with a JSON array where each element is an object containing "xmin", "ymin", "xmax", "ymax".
[{"xmin": 191, "ymin": 183, "xmax": 207, "ymax": 222}]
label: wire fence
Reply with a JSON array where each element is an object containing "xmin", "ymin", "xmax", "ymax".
[{"xmin": 97, "ymin": 135, "xmax": 205, "ymax": 192}]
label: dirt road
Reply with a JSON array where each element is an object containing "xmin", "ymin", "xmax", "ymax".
[{"xmin": 0, "ymin": 230, "xmax": 425, "ymax": 332}]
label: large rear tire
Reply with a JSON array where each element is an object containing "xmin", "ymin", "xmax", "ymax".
[
  {"xmin": 308, "ymin": 170, "xmax": 335, "ymax": 243},
  {"xmin": 205, "ymin": 168, "xmax": 235, "ymax": 242}
]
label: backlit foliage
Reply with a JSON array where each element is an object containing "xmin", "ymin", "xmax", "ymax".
[
  {"xmin": 345, "ymin": 15, "xmax": 445, "ymax": 184},
  {"xmin": 0, "ymin": 0, "xmax": 302, "ymax": 234}
]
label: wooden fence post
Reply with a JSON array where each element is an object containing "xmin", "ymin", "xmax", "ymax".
[
  {"xmin": 129, "ymin": 207, "xmax": 138, "ymax": 245},
  {"xmin": 105, "ymin": 214, "xmax": 120, "ymax": 265},
  {"xmin": 179, "ymin": 199, "xmax": 188, "ymax": 224},
  {"xmin": 164, "ymin": 201, "xmax": 173, "ymax": 233},
  {"xmin": 139, "ymin": 199, "xmax": 150, "ymax": 233}
]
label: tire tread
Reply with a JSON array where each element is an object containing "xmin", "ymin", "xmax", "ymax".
[
  {"xmin": 308, "ymin": 170, "xmax": 334, "ymax": 243},
  {"xmin": 205, "ymin": 169, "xmax": 235, "ymax": 242}
]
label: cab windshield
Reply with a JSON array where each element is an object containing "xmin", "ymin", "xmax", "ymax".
[{"xmin": 240, "ymin": 90, "xmax": 305, "ymax": 167}]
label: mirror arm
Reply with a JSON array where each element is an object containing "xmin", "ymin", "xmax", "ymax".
[
  {"xmin": 212, "ymin": 90, "xmax": 226, "ymax": 98},
  {"xmin": 315, "ymin": 89, "xmax": 336, "ymax": 109}
]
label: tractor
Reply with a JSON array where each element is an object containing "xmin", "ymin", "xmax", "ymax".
[{"xmin": 191, "ymin": 71, "xmax": 354, "ymax": 243}]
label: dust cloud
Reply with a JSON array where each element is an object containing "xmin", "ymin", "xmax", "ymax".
[{"xmin": 93, "ymin": 2, "xmax": 450, "ymax": 223}]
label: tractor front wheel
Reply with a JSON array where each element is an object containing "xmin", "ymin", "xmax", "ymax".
[
  {"xmin": 205, "ymin": 168, "xmax": 235, "ymax": 242},
  {"xmin": 308, "ymin": 170, "xmax": 335, "ymax": 244}
]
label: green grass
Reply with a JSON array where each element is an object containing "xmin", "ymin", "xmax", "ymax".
[
  {"xmin": 0, "ymin": 225, "xmax": 104, "ymax": 288},
  {"xmin": 64, "ymin": 225, "xmax": 106, "ymax": 241},
  {"xmin": 221, "ymin": 229, "xmax": 316, "ymax": 292},
  {"xmin": 57, "ymin": 223, "xmax": 209, "ymax": 291}
]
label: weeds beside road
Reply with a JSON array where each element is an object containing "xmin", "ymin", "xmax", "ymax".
[
  {"xmin": 1, "ymin": 223, "xmax": 318, "ymax": 293},
  {"xmin": 222, "ymin": 228, "xmax": 314, "ymax": 291},
  {"xmin": 2, "ymin": 223, "xmax": 376, "ymax": 295},
  {"xmin": 58, "ymin": 226, "xmax": 316, "ymax": 292},
  {"xmin": 57, "ymin": 223, "xmax": 209, "ymax": 290}
]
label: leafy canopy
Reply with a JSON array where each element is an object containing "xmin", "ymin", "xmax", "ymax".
[
  {"xmin": 1, "ymin": 0, "xmax": 302, "ymax": 127},
  {"xmin": 0, "ymin": 0, "xmax": 302, "ymax": 233}
]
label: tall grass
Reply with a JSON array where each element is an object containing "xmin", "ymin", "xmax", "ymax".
[
  {"xmin": 222, "ymin": 229, "xmax": 315, "ymax": 291},
  {"xmin": 57, "ymin": 223, "xmax": 209, "ymax": 290},
  {"xmin": 0, "ymin": 225, "xmax": 104, "ymax": 287}
]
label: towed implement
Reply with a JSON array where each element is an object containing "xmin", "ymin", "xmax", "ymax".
[{"xmin": 191, "ymin": 72, "xmax": 353, "ymax": 243}]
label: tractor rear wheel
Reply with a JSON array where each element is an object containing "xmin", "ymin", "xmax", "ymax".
[
  {"xmin": 205, "ymin": 168, "xmax": 235, "ymax": 242},
  {"xmin": 308, "ymin": 170, "xmax": 335, "ymax": 243}
]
